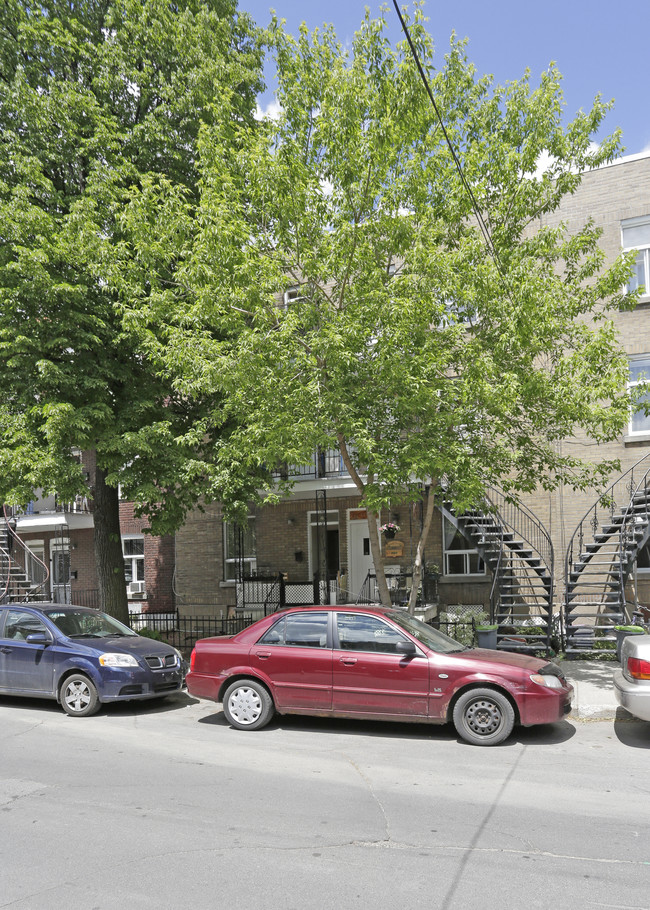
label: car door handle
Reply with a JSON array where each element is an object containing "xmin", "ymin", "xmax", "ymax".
[
  {"xmin": 0, "ymin": 647, "xmax": 11, "ymax": 653},
  {"xmin": 254, "ymin": 650, "xmax": 272, "ymax": 660},
  {"xmin": 339, "ymin": 657, "xmax": 357, "ymax": 666}
]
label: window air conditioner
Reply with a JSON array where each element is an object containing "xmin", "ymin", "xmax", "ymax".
[{"xmin": 128, "ymin": 581, "xmax": 146, "ymax": 596}]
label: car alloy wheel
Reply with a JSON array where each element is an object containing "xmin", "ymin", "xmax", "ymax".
[
  {"xmin": 452, "ymin": 687, "xmax": 515, "ymax": 746},
  {"xmin": 222, "ymin": 679, "xmax": 274, "ymax": 731},
  {"xmin": 60, "ymin": 673, "xmax": 100, "ymax": 718}
]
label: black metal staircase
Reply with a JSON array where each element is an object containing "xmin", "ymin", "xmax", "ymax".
[
  {"xmin": 0, "ymin": 508, "xmax": 49, "ymax": 603},
  {"xmin": 442, "ymin": 487, "xmax": 554, "ymax": 655},
  {"xmin": 564, "ymin": 453, "xmax": 650, "ymax": 656}
]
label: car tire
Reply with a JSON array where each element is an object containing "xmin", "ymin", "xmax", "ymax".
[
  {"xmin": 452, "ymin": 687, "xmax": 515, "ymax": 746},
  {"xmin": 60, "ymin": 674, "xmax": 100, "ymax": 718},
  {"xmin": 222, "ymin": 679, "xmax": 274, "ymax": 731}
]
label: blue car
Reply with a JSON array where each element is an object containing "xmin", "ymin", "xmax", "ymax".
[{"xmin": 0, "ymin": 603, "xmax": 184, "ymax": 717}]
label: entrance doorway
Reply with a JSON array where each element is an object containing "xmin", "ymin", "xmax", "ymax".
[
  {"xmin": 347, "ymin": 510, "xmax": 377, "ymax": 599},
  {"xmin": 50, "ymin": 540, "xmax": 71, "ymax": 604},
  {"xmin": 308, "ymin": 511, "xmax": 340, "ymax": 587}
]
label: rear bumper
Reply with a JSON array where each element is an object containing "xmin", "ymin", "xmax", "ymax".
[
  {"xmin": 613, "ymin": 670, "xmax": 650, "ymax": 721},
  {"xmin": 186, "ymin": 670, "xmax": 222, "ymax": 703}
]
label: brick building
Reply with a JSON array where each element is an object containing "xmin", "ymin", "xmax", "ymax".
[
  {"xmin": 6, "ymin": 449, "xmax": 175, "ymax": 614},
  {"xmin": 173, "ymin": 151, "xmax": 650, "ymax": 632}
]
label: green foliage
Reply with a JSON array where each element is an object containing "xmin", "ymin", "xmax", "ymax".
[
  {"xmin": 122, "ymin": 7, "xmax": 636, "ymax": 603},
  {"xmin": 135, "ymin": 626, "xmax": 163, "ymax": 641},
  {"xmin": 141, "ymin": 8, "xmax": 636, "ymax": 515},
  {"xmin": 0, "ymin": 0, "xmax": 264, "ymax": 534}
]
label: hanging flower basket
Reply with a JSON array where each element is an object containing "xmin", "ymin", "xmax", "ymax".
[{"xmin": 380, "ymin": 522, "xmax": 400, "ymax": 540}]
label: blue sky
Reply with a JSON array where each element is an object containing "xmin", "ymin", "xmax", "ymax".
[{"xmin": 239, "ymin": 0, "xmax": 650, "ymax": 157}]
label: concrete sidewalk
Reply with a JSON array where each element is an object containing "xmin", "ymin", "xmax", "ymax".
[{"xmin": 558, "ymin": 660, "xmax": 626, "ymax": 721}]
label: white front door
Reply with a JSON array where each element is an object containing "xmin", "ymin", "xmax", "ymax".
[
  {"xmin": 347, "ymin": 510, "xmax": 376, "ymax": 600},
  {"xmin": 50, "ymin": 544, "xmax": 71, "ymax": 604}
]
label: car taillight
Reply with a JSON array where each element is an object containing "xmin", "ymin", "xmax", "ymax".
[
  {"xmin": 190, "ymin": 649, "xmax": 196, "ymax": 671},
  {"xmin": 627, "ymin": 657, "xmax": 650, "ymax": 680}
]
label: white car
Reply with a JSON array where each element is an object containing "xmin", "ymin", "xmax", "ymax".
[{"xmin": 614, "ymin": 634, "xmax": 650, "ymax": 721}]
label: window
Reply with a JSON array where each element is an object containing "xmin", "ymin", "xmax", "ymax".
[
  {"xmin": 259, "ymin": 612, "xmax": 329, "ymax": 647},
  {"xmin": 224, "ymin": 519, "xmax": 256, "ymax": 581},
  {"xmin": 282, "ymin": 285, "xmax": 305, "ymax": 309},
  {"xmin": 336, "ymin": 612, "xmax": 410, "ymax": 653},
  {"xmin": 443, "ymin": 517, "xmax": 484, "ymax": 576},
  {"xmin": 122, "ymin": 536, "xmax": 145, "ymax": 585},
  {"xmin": 637, "ymin": 541, "xmax": 650, "ymax": 575},
  {"xmin": 3, "ymin": 610, "xmax": 47, "ymax": 640},
  {"xmin": 628, "ymin": 356, "xmax": 650, "ymax": 435},
  {"xmin": 622, "ymin": 216, "xmax": 650, "ymax": 296}
]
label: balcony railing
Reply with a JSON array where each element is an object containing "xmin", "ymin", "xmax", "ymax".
[
  {"xmin": 273, "ymin": 448, "xmax": 350, "ymax": 482},
  {"xmin": 13, "ymin": 496, "xmax": 95, "ymax": 518}
]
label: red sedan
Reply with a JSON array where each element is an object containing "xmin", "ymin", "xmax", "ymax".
[{"xmin": 187, "ymin": 606, "xmax": 572, "ymax": 746}]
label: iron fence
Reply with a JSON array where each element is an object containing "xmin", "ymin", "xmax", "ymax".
[{"xmin": 128, "ymin": 612, "xmax": 254, "ymax": 656}]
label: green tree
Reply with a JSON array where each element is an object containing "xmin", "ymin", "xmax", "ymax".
[
  {"xmin": 119, "ymin": 9, "xmax": 639, "ymax": 613},
  {"xmin": 0, "ymin": 0, "xmax": 263, "ymax": 621}
]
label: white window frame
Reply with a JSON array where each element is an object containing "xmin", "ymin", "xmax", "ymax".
[
  {"xmin": 442, "ymin": 516, "xmax": 485, "ymax": 577},
  {"xmin": 628, "ymin": 354, "xmax": 650, "ymax": 436},
  {"xmin": 223, "ymin": 518, "xmax": 257, "ymax": 582},
  {"xmin": 282, "ymin": 285, "xmax": 305, "ymax": 309},
  {"xmin": 622, "ymin": 215, "xmax": 650, "ymax": 297},
  {"xmin": 122, "ymin": 535, "xmax": 145, "ymax": 588}
]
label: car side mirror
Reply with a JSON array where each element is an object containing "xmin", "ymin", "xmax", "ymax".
[
  {"xmin": 396, "ymin": 639, "xmax": 417, "ymax": 656},
  {"xmin": 26, "ymin": 632, "xmax": 50, "ymax": 645}
]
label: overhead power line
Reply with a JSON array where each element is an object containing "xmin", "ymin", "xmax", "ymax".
[{"xmin": 390, "ymin": 0, "xmax": 506, "ymax": 283}]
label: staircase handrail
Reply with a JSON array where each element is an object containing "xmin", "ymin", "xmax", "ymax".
[
  {"xmin": 484, "ymin": 487, "xmax": 554, "ymax": 621},
  {"xmin": 565, "ymin": 452, "xmax": 650, "ymax": 601},
  {"xmin": 618, "ymin": 460, "xmax": 650, "ymax": 614},
  {"xmin": 442, "ymin": 487, "xmax": 553, "ymax": 623},
  {"xmin": 485, "ymin": 486, "xmax": 554, "ymax": 575},
  {"xmin": 1, "ymin": 505, "xmax": 50, "ymax": 602}
]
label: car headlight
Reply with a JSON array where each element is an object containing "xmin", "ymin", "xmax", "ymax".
[
  {"xmin": 530, "ymin": 673, "xmax": 563, "ymax": 689},
  {"xmin": 99, "ymin": 653, "xmax": 139, "ymax": 667}
]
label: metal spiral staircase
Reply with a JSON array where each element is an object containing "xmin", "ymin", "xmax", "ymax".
[
  {"xmin": 564, "ymin": 453, "xmax": 650, "ymax": 656},
  {"xmin": 442, "ymin": 487, "xmax": 554, "ymax": 655},
  {"xmin": 0, "ymin": 508, "xmax": 49, "ymax": 604}
]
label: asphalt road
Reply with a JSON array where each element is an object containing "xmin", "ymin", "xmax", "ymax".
[{"xmin": 1, "ymin": 692, "xmax": 649, "ymax": 910}]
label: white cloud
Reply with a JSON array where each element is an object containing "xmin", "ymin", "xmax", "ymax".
[{"xmin": 255, "ymin": 99, "xmax": 283, "ymax": 121}]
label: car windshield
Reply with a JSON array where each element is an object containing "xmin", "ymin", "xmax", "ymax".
[
  {"xmin": 387, "ymin": 610, "xmax": 467, "ymax": 653},
  {"xmin": 44, "ymin": 609, "xmax": 138, "ymax": 639}
]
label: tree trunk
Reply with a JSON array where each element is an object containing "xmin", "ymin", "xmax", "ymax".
[
  {"xmin": 336, "ymin": 433, "xmax": 393, "ymax": 608},
  {"xmin": 366, "ymin": 508, "xmax": 392, "ymax": 608},
  {"xmin": 92, "ymin": 462, "xmax": 129, "ymax": 625},
  {"xmin": 407, "ymin": 482, "xmax": 438, "ymax": 615}
]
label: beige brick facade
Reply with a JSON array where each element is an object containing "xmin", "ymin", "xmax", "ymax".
[{"xmin": 522, "ymin": 153, "xmax": 650, "ymax": 604}]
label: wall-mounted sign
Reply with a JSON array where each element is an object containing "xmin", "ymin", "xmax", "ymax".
[
  {"xmin": 349, "ymin": 510, "xmax": 368, "ymax": 521},
  {"xmin": 384, "ymin": 540, "xmax": 404, "ymax": 558}
]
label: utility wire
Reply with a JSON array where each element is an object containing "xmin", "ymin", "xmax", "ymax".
[{"xmin": 390, "ymin": 0, "xmax": 507, "ymax": 284}]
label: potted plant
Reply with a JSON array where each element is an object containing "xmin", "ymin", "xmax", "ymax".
[
  {"xmin": 380, "ymin": 522, "xmax": 400, "ymax": 540},
  {"xmin": 614, "ymin": 625, "xmax": 646, "ymax": 661},
  {"xmin": 475, "ymin": 624, "xmax": 498, "ymax": 650}
]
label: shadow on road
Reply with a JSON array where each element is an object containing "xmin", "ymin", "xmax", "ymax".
[
  {"xmin": 614, "ymin": 711, "xmax": 650, "ymax": 748},
  {"xmin": 198, "ymin": 709, "xmax": 576, "ymax": 746},
  {"xmin": 0, "ymin": 690, "xmax": 199, "ymax": 718}
]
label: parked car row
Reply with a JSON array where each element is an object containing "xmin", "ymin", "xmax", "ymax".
[{"xmin": 23, "ymin": 601, "xmax": 650, "ymax": 746}]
